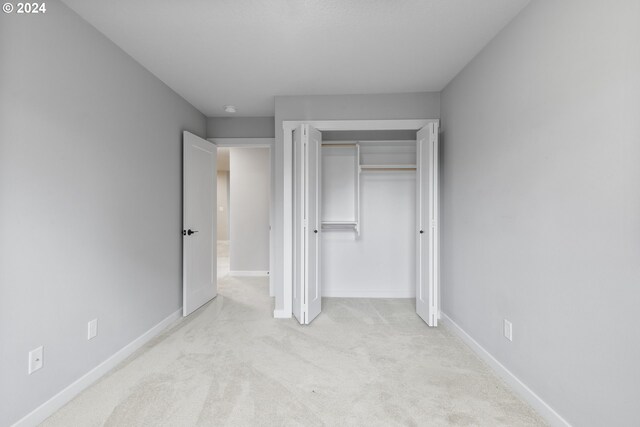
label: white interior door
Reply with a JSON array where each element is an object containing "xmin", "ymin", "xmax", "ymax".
[
  {"xmin": 416, "ymin": 123, "xmax": 439, "ymax": 326},
  {"xmin": 293, "ymin": 125, "xmax": 322, "ymax": 324},
  {"xmin": 183, "ymin": 131, "xmax": 217, "ymax": 316}
]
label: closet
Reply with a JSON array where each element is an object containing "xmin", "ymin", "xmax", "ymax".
[{"xmin": 291, "ymin": 122, "xmax": 439, "ymax": 326}]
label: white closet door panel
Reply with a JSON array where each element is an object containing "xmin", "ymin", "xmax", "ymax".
[
  {"xmin": 416, "ymin": 124, "xmax": 439, "ymax": 326},
  {"xmin": 430, "ymin": 122, "xmax": 440, "ymax": 325},
  {"xmin": 293, "ymin": 125, "xmax": 322, "ymax": 324},
  {"xmin": 305, "ymin": 125, "xmax": 322, "ymax": 323},
  {"xmin": 292, "ymin": 127, "xmax": 304, "ymax": 324}
]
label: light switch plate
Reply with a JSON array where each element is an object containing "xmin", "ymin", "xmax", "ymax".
[{"xmin": 28, "ymin": 346, "xmax": 44, "ymax": 374}]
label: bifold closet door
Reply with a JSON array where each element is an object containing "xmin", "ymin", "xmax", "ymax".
[
  {"xmin": 183, "ymin": 131, "xmax": 217, "ymax": 317},
  {"xmin": 416, "ymin": 123, "xmax": 439, "ymax": 326},
  {"xmin": 293, "ymin": 127, "xmax": 303, "ymax": 323},
  {"xmin": 293, "ymin": 124, "xmax": 322, "ymax": 325}
]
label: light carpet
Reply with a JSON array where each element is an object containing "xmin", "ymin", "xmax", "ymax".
[{"xmin": 42, "ymin": 273, "xmax": 545, "ymax": 426}]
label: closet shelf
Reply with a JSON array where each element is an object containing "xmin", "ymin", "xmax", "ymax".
[
  {"xmin": 321, "ymin": 143, "xmax": 358, "ymax": 147},
  {"xmin": 360, "ymin": 164, "xmax": 416, "ymax": 171}
]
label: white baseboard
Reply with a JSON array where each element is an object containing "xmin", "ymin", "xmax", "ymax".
[
  {"xmin": 322, "ymin": 289, "xmax": 415, "ymax": 298},
  {"xmin": 12, "ymin": 308, "xmax": 183, "ymax": 427},
  {"xmin": 229, "ymin": 270, "xmax": 269, "ymax": 277},
  {"xmin": 273, "ymin": 309, "xmax": 291, "ymax": 319},
  {"xmin": 440, "ymin": 313, "xmax": 571, "ymax": 427}
]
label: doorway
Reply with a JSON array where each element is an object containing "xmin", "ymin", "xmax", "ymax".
[
  {"xmin": 215, "ymin": 144, "xmax": 272, "ymax": 286},
  {"xmin": 216, "ymin": 147, "xmax": 231, "ymax": 279}
]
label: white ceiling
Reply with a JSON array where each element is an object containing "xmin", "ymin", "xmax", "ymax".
[{"xmin": 62, "ymin": 0, "xmax": 529, "ymax": 117}]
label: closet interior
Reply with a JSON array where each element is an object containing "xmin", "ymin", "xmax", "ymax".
[
  {"xmin": 321, "ymin": 133, "xmax": 418, "ymax": 300},
  {"xmin": 291, "ymin": 121, "xmax": 439, "ymax": 326}
]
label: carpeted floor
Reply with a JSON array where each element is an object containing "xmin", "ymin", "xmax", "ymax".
[{"xmin": 42, "ymin": 258, "xmax": 546, "ymax": 426}]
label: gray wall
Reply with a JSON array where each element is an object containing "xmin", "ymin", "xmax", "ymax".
[
  {"xmin": 273, "ymin": 93, "xmax": 440, "ymax": 312},
  {"xmin": 207, "ymin": 117, "xmax": 275, "ymax": 138},
  {"xmin": 216, "ymin": 171, "xmax": 230, "ymax": 241},
  {"xmin": 229, "ymin": 148, "xmax": 271, "ymax": 272},
  {"xmin": 440, "ymin": 1, "xmax": 640, "ymax": 425},
  {"xmin": 0, "ymin": 2, "xmax": 206, "ymax": 425}
]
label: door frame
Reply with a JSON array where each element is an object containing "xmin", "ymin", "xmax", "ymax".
[
  {"xmin": 208, "ymin": 138, "xmax": 275, "ymax": 296},
  {"xmin": 280, "ymin": 119, "xmax": 439, "ymax": 319}
]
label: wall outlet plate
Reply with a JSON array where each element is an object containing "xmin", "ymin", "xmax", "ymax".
[
  {"xmin": 88, "ymin": 318, "xmax": 98, "ymax": 340},
  {"xmin": 504, "ymin": 319, "xmax": 513, "ymax": 342},
  {"xmin": 28, "ymin": 346, "xmax": 44, "ymax": 374}
]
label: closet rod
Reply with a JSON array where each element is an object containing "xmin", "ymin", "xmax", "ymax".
[
  {"xmin": 321, "ymin": 143, "xmax": 358, "ymax": 147},
  {"xmin": 361, "ymin": 167, "xmax": 417, "ymax": 171},
  {"xmin": 356, "ymin": 140, "xmax": 417, "ymax": 143}
]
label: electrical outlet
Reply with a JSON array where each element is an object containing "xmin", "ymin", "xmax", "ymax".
[
  {"xmin": 28, "ymin": 346, "xmax": 44, "ymax": 374},
  {"xmin": 503, "ymin": 319, "xmax": 513, "ymax": 342},
  {"xmin": 88, "ymin": 318, "xmax": 98, "ymax": 340}
]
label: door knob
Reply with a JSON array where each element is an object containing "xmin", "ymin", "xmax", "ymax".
[
  {"xmin": 419, "ymin": 230, "xmax": 424, "ymax": 234},
  {"xmin": 187, "ymin": 229, "xmax": 198, "ymax": 236},
  {"xmin": 314, "ymin": 229, "xmax": 318, "ymax": 233}
]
